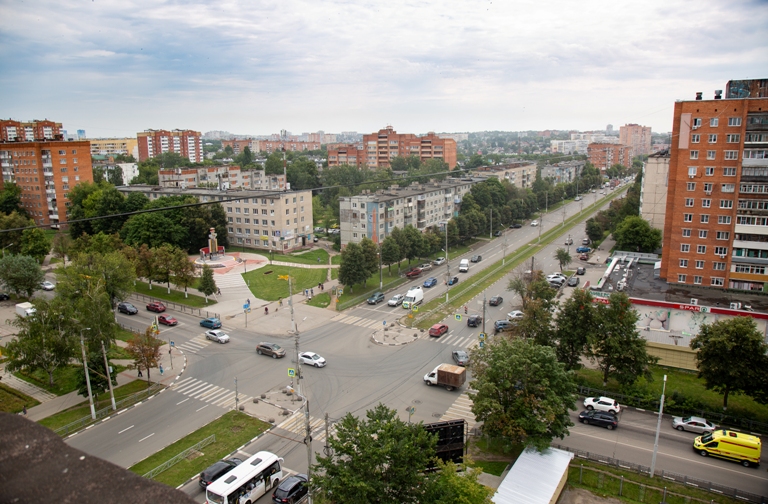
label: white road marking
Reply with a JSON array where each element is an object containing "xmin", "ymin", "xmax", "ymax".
[
  {"xmin": 118, "ymin": 425, "xmax": 134, "ymax": 434},
  {"xmin": 138, "ymin": 433, "xmax": 155, "ymax": 442}
]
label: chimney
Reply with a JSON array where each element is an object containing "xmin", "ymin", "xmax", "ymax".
[
  {"xmin": 714, "ymin": 90, "xmax": 722, "ymax": 100},
  {"xmin": 695, "ymin": 92, "xmax": 703, "ymax": 100}
]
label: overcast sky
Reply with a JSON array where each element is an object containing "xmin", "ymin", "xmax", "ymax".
[{"xmin": 2, "ymin": 0, "xmax": 766, "ymax": 139}]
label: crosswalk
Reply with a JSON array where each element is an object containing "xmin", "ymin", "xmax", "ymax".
[
  {"xmin": 330, "ymin": 313, "xmax": 479, "ymax": 349},
  {"xmin": 439, "ymin": 392, "xmax": 479, "ymax": 432},
  {"xmin": 277, "ymin": 411, "xmax": 333, "ymax": 443},
  {"xmin": 170, "ymin": 376, "xmax": 251, "ymax": 409},
  {"xmin": 174, "ymin": 334, "xmax": 215, "ymax": 353},
  {"xmin": 330, "ymin": 313, "xmax": 388, "ymax": 330}
]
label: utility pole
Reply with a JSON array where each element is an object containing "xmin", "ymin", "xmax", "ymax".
[
  {"xmin": 444, "ymin": 222, "xmax": 451, "ymax": 303},
  {"xmin": 80, "ymin": 329, "xmax": 96, "ymax": 420},
  {"xmin": 101, "ymin": 340, "xmax": 116, "ymax": 411},
  {"xmin": 650, "ymin": 375, "xmax": 667, "ymax": 477},
  {"xmin": 293, "ymin": 326, "xmax": 313, "ymax": 502},
  {"xmin": 562, "ymin": 197, "xmax": 566, "ymax": 227},
  {"xmin": 378, "ymin": 244, "xmax": 383, "ymax": 290},
  {"xmin": 482, "ymin": 292, "xmax": 487, "ymax": 336},
  {"xmin": 234, "ymin": 377, "xmax": 239, "ymax": 411},
  {"xmin": 489, "ymin": 209, "xmax": 493, "ymax": 239},
  {"xmin": 502, "ymin": 235, "xmax": 508, "ymax": 265}
]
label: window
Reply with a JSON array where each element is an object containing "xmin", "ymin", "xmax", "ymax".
[
  {"xmin": 724, "ymin": 150, "xmax": 738, "ymax": 160},
  {"xmin": 713, "ymin": 262, "xmax": 726, "ymax": 271},
  {"xmin": 701, "ymin": 199, "xmax": 711, "ymax": 208},
  {"xmin": 697, "ymin": 245, "xmax": 707, "ymax": 254},
  {"xmin": 699, "ymin": 230, "xmax": 708, "ymax": 239},
  {"xmin": 726, "ymin": 134, "xmax": 740, "ymax": 143},
  {"xmin": 708, "ymin": 134, "xmax": 718, "ymax": 143},
  {"xmin": 705, "ymin": 167, "xmax": 715, "ymax": 176},
  {"xmin": 723, "ymin": 167, "xmax": 736, "ymax": 177},
  {"xmin": 679, "ymin": 259, "xmax": 688, "ymax": 268},
  {"xmin": 719, "ymin": 199, "xmax": 733, "ymax": 209},
  {"xmin": 718, "ymin": 215, "xmax": 731, "ymax": 224},
  {"xmin": 707, "ymin": 150, "xmax": 716, "ymax": 160},
  {"xmin": 695, "ymin": 260, "xmax": 704, "ymax": 269},
  {"xmin": 714, "ymin": 246, "xmax": 728, "ymax": 256},
  {"xmin": 693, "ymin": 118, "xmax": 701, "ymax": 128},
  {"xmin": 700, "ymin": 214, "xmax": 710, "ymax": 223},
  {"xmin": 678, "ymin": 274, "xmax": 687, "ymax": 283},
  {"xmin": 721, "ymin": 184, "xmax": 735, "ymax": 192},
  {"xmin": 690, "ymin": 151, "xmax": 699, "ymax": 160},
  {"xmin": 682, "ymin": 228, "xmax": 692, "ymax": 237},
  {"xmin": 681, "ymin": 244, "xmax": 690, "ymax": 252},
  {"xmin": 687, "ymin": 182, "xmax": 696, "ymax": 191},
  {"xmin": 716, "ymin": 231, "xmax": 729, "ymax": 240},
  {"xmin": 235, "ymin": 217, "xmax": 241, "ymax": 223},
  {"xmin": 687, "ymin": 167, "xmax": 697, "ymax": 177},
  {"xmin": 710, "ymin": 118, "xmax": 719, "ymax": 127},
  {"xmin": 711, "ymin": 277, "xmax": 724, "ymax": 286},
  {"xmin": 691, "ymin": 134, "xmax": 700, "ymax": 143},
  {"xmin": 685, "ymin": 198, "xmax": 694, "ymax": 207},
  {"xmin": 728, "ymin": 117, "xmax": 742, "ymax": 126},
  {"xmin": 694, "ymin": 276, "xmax": 703, "ymax": 284},
  {"xmin": 683, "ymin": 213, "xmax": 693, "ymax": 222}
]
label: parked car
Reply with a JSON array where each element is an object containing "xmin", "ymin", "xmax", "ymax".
[
  {"xmin": 584, "ymin": 396, "xmax": 621, "ymax": 414},
  {"xmin": 0, "ymin": 293, "xmax": 10, "ymax": 301},
  {"xmin": 198, "ymin": 458, "xmax": 243, "ymax": 489},
  {"xmin": 567, "ymin": 276, "xmax": 580, "ymax": 287},
  {"xmin": 471, "ymin": 255, "xmax": 482, "ymax": 263},
  {"xmin": 117, "ymin": 302, "xmax": 138, "ymax": 315},
  {"xmin": 494, "ymin": 320, "xmax": 514, "ymax": 333},
  {"xmin": 313, "ymin": 236, "xmax": 319, "ymax": 242},
  {"xmin": 507, "ymin": 310, "xmax": 524, "ymax": 321},
  {"xmin": 447, "ymin": 276, "xmax": 459, "ymax": 286},
  {"xmin": 547, "ymin": 273, "xmax": 567, "ymax": 282},
  {"xmin": 405, "ymin": 268, "xmax": 423, "ymax": 278},
  {"xmin": 388, "ymin": 294, "xmax": 405, "ymax": 306},
  {"xmin": 510, "ymin": 223, "xmax": 522, "ymax": 229},
  {"xmin": 272, "ymin": 473, "xmax": 308, "ymax": 504},
  {"xmin": 549, "ymin": 280, "xmax": 564, "ymax": 289},
  {"xmin": 299, "ymin": 352, "xmax": 326, "ymax": 368},
  {"xmin": 530, "ymin": 220, "xmax": 539, "ymax": 227},
  {"xmin": 205, "ymin": 330, "xmax": 230, "ymax": 343},
  {"xmin": 256, "ymin": 342, "xmax": 286, "ymax": 358},
  {"xmin": 467, "ymin": 315, "xmax": 482, "ymax": 327},
  {"xmin": 432, "ymin": 257, "xmax": 446, "ymax": 266},
  {"xmin": 489, "ymin": 295, "xmax": 503, "ymax": 306},
  {"xmin": 367, "ymin": 292, "xmax": 385, "ymax": 304},
  {"xmin": 452, "ymin": 350, "xmax": 470, "ymax": 366},
  {"xmin": 200, "ymin": 317, "xmax": 222, "ymax": 329},
  {"xmin": 576, "ymin": 267, "xmax": 586, "ymax": 275},
  {"xmin": 582, "ymin": 238, "xmax": 591, "ymax": 245},
  {"xmin": 428, "ymin": 323, "xmax": 449, "ymax": 337},
  {"xmin": 423, "ymin": 277, "xmax": 438, "ymax": 288},
  {"xmin": 493, "ymin": 230, "xmax": 502, "ymax": 237},
  {"xmin": 576, "ymin": 246, "xmax": 591, "ymax": 254},
  {"xmin": 575, "ymin": 196, "xmax": 582, "ymax": 201},
  {"xmin": 146, "ymin": 301, "xmax": 166, "ymax": 313},
  {"xmin": 579, "ymin": 253, "xmax": 590, "ymax": 261},
  {"xmin": 565, "ymin": 237, "xmax": 573, "ymax": 245},
  {"xmin": 40, "ymin": 281, "xmax": 55, "ymax": 291},
  {"xmin": 419, "ymin": 263, "xmax": 433, "ymax": 271},
  {"xmin": 671, "ymin": 416, "xmax": 717, "ymax": 434},
  {"xmin": 578, "ymin": 410, "xmax": 618, "ymax": 430},
  {"xmin": 158, "ymin": 314, "xmax": 178, "ymax": 326}
]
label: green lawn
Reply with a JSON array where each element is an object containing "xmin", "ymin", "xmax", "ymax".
[
  {"xmin": 275, "ymin": 249, "xmax": 330, "ymax": 265},
  {"xmin": 115, "ymin": 327, "xmax": 138, "ymax": 342},
  {"xmin": 243, "ymin": 265, "xmax": 327, "ymax": 301},
  {"xmin": 473, "ymin": 460, "xmax": 509, "ymax": 477},
  {"xmin": 134, "ymin": 281, "xmax": 216, "ymax": 308},
  {"xmin": 39, "ymin": 379, "xmax": 158, "ymax": 432},
  {"xmin": 129, "ymin": 410, "xmax": 270, "ymax": 487},
  {"xmin": 307, "ymin": 292, "xmax": 331, "ymax": 308},
  {"xmin": 15, "ymin": 364, "xmax": 82, "ymax": 396},
  {"xmin": 0, "ymin": 382, "xmax": 39, "ymax": 413}
]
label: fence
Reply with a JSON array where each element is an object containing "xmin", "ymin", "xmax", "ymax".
[
  {"xmin": 142, "ymin": 434, "xmax": 216, "ymax": 479},
  {"xmin": 54, "ymin": 382, "xmax": 164, "ymax": 437},
  {"xmin": 129, "ymin": 293, "xmax": 219, "ymax": 320},
  {"xmin": 578, "ymin": 385, "xmax": 768, "ymax": 435},
  {"xmin": 554, "ymin": 443, "xmax": 766, "ymax": 504}
]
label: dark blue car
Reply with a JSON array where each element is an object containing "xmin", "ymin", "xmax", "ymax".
[{"xmin": 423, "ymin": 277, "xmax": 438, "ymax": 288}]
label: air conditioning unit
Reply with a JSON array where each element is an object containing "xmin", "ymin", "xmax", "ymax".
[
  {"xmin": 720, "ymin": 255, "xmax": 726, "ymax": 259},
  {"xmin": 689, "ymin": 175, "xmax": 695, "ymax": 179},
  {"xmin": 690, "ymin": 298, "xmax": 698, "ymax": 305}
]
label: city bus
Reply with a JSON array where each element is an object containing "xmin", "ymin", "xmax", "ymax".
[{"xmin": 205, "ymin": 451, "xmax": 283, "ymax": 504}]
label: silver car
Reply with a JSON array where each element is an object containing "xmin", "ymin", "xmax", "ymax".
[
  {"xmin": 205, "ymin": 330, "xmax": 230, "ymax": 343},
  {"xmin": 300, "ymin": 352, "xmax": 327, "ymax": 368},
  {"xmin": 388, "ymin": 294, "xmax": 405, "ymax": 306},
  {"xmin": 672, "ymin": 416, "xmax": 717, "ymax": 434}
]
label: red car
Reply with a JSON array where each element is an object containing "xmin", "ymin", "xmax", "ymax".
[
  {"xmin": 146, "ymin": 301, "xmax": 166, "ymax": 313},
  {"xmin": 406, "ymin": 268, "xmax": 423, "ymax": 279},
  {"xmin": 158, "ymin": 314, "xmax": 178, "ymax": 326},
  {"xmin": 579, "ymin": 253, "xmax": 589, "ymax": 261},
  {"xmin": 428, "ymin": 323, "xmax": 449, "ymax": 337}
]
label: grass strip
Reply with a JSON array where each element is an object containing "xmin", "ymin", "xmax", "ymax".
[
  {"xmin": 243, "ymin": 265, "xmax": 327, "ymax": 302},
  {"xmin": 133, "ymin": 281, "xmax": 215, "ymax": 308},
  {"xmin": 128, "ymin": 410, "xmax": 270, "ymax": 488},
  {"xmin": 0, "ymin": 382, "xmax": 39, "ymax": 413}
]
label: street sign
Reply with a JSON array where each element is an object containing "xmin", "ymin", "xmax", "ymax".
[
  {"xmin": 479, "ymin": 333, "xmax": 485, "ymax": 340},
  {"xmin": 243, "ymin": 303, "xmax": 250, "ymax": 309},
  {"xmin": 170, "ymin": 341, "xmax": 175, "ymax": 347},
  {"xmin": 412, "ymin": 306, "xmax": 419, "ymax": 313},
  {"xmin": 338, "ymin": 288, "xmax": 344, "ymax": 296},
  {"xmin": 383, "ymin": 320, "xmax": 386, "ymax": 326},
  {"xmin": 479, "ymin": 341, "xmax": 485, "ymax": 348},
  {"xmin": 288, "ymin": 368, "xmax": 296, "ymax": 377},
  {"xmin": 454, "ymin": 314, "xmax": 462, "ymax": 321}
]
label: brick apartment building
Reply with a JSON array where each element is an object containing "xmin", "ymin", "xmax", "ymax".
[
  {"xmin": 137, "ymin": 129, "xmax": 203, "ymax": 163},
  {"xmin": 619, "ymin": 124, "xmax": 652, "ymax": 158},
  {"xmin": 660, "ymin": 80, "xmax": 768, "ymax": 292},
  {"xmin": 328, "ymin": 126, "xmax": 457, "ymax": 169},
  {"xmin": 587, "ymin": 143, "xmax": 633, "ymax": 172},
  {"xmin": 0, "ymin": 119, "xmax": 92, "ymax": 228}
]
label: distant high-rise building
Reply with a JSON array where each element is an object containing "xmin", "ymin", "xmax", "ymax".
[
  {"xmin": 137, "ymin": 129, "xmax": 203, "ymax": 163},
  {"xmin": 620, "ymin": 124, "xmax": 652, "ymax": 158},
  {"xmin": 606, "ymin": 124, "xmax": 613, "ymax": 133},
  {"xmin": 89, "ymin": 138, "xmax": 138, "ymax": 158},
  {"xmin": 0, "ymin": 119, "xmax": 62, "ymax": 142},
  {"xmin": 587, "ymin": 143, "xmax": 633, "ymax": 172},
  {"xmin": 77, "ymin": 129, "xmax": 86, "ymax": 140}
]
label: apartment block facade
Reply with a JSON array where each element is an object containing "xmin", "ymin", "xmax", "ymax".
[
  {"xmin": 619, "ymin": 124, "xmax": 652, "ymax": 158},
  {"xmin": 639, "ymin": 150, "xmax": 670, "ymax": 232},
  {"xmin": 0, "ymin": 139, "xmax": 93, "ymax": 228},
  {"xmin": 89, "ymin": 138, "xmax": 139, "ymax": 158},
  {"xmin": 660, "ymin": 86, "xmax": 768, "ymax": 292},
  {"xmin": 118, "ymin": 186, "xmax": 313, "ymax": 252},
  {"xmin": 339, "ymin": 179, "xmax": 474, "ymax": 247},
  {"xmin": 221, "ymin": 139, "xmax": 321, "ymax": 155},
  {"xmin": 474, "ymin": 162, "xmax": 537, "ymax": 189},
  {"xmin": 328, "ymin": 126, "xmax": 457, "ymax": 169},
  {"xmin": 137, "ymin": 129, "xmax": 203, "ymax": 163},
  {"xmin": 1, "ymin": 119, "xmax": 62, "ymax": 142},
  {"xmin": 588, "ymin": 143, "xmax": 633, "ymax": 172},
  {"xmin": 158, "ymin": 166, "xmax": 287, "ymax": 191}
]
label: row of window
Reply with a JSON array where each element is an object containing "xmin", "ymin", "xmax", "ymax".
[
  {"xmin": 682, "ymin": 213, "xmax": 732, "ymax": 223},
  {"xmin": 676, "ymin": 274, "xmax": 724, "ymax": 286},
  {"xmin": 679, "ymin": 259, "xmax": 727, "ymax": 270},
  {"xmin": 683, "ymin": 199, "xmax": 732, "ymax": 208},
  {"xmin": 691, "ymin": 134, "xmax": 741, "ymax": 143},
  {"xmin": 227, "ymin": 217, "xmax": 306, "ymax": 226},
  {"xmin": 685, "ymin": 182, "xmax": 735, "ymax": 192},
  {"xmin": 679, "ymin": 244, "xmax": 729, "ymax": 256},
  {"xmin": 681, "ymin": 229, "xmax": 730, "ymax": 239},
  {"xmin": 689, "ymin": 150, "xmax": 739, "ymax": 160},
  {"xmin": 692, "ymin": 117, "xmax": 741, "ymax": 128},
  {"xmin": 687, "ymin": 167, "xmax": 737, "ymax": 176},
  {"xmin": 733, "ymin": 264, "xmax": 766, "ymax": 275}
]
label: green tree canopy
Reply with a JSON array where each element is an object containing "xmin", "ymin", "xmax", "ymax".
[
  {"xmin": 20, "ymin": 227, "xmax": 51, "ymax": 263},
  {"xmin": 555, "ymin": 289, "xmax": 600, "ymax": 370},
  {"xmin": 612, "ymin": 216, "xmax": 662, "ymax": 252},
  {"xmin": 554, "ymin": 248, "xmax": 572, "ymax": 272},
  {"xmin": 0, "ymin": 182, "xmax": 27, "ymax": 217},
  {"xmin": 338, "ymin": 242, "xmax": 368, "ymax": 292},
  {"xmin": 198, "ymin": 264, "xmax": 217, "ymax": 302},
  {"xmin": 0, "ymin": 254, "xmax": 45, "ymax": 297}
]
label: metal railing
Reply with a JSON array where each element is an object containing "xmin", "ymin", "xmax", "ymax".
[
  {"xmin": 553, "ymin": 443, "xmax": 766, "ymax": 504},
  {"xmin": 129, "ymin": 293, "xmax": 219, "ymax": 319},
  {"xmin": 54, "ymin": 382, "xmax": 164, "ymax": 436},
  {"xmin": 578, "ymin": 385, "xmax": 768, "ymax": 434},
  {"xmin": 142, "ymin": 435, "xmax": 216, "ymax": 479}
]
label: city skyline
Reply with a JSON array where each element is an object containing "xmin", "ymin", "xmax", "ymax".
[{"xmin": 1, "ymin": 0, "xmax": 766, "ymax": 139}]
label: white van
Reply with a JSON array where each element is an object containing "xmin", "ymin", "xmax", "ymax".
[
  {"xmin": 402, "ymin": 286, "xmax": 424, "ymax": 309},
  {"xmin": 459, "ymin": 259, "xmax": 469, "ymax": 272}
]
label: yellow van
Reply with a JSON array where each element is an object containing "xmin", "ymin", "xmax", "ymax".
[{"xmin": 693, "ymin": 429, "xmax": 761, "ymax": 467}]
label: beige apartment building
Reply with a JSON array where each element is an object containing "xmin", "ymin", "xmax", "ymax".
[
  {"xmin": 89, "ymin": 138, "xmax": 139, "ymax": 158},
  {"xmin": 157, "ymin": 166, "xmax": 287, "ymax": 191},
  {"xmin": 639, "ymin": 150, "xmax": 670, "ymax": 232}
]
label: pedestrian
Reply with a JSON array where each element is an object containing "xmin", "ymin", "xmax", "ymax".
[
  {"xmin": 317, "ymin": 257, "xmax": 321, "ymax": 263},
  {"xmin": 464, "ymin": 305, "xmax": 468, "ymax": 314},
  {"xmin": 310, "ymin": 288, "xmax": 314, "ymax": 297},
  {"xmin": 278, "ymin": 298, "xmax": 283, "ymax": 307},
  {"xmin": 159, "ymin": 364, "xmax": 164, "ymax": 376},
  {"xmin": 318, "ymin": 282, "xmax": 322, "ymax": 290},
  {"xmin": 137, "ymin": 366, "xmax": 143, "ymax": 377},
  {"xmin": 247, "ymin": 298, "xmax": 251, "ymax": 306},
  {"xmin": 304, "ymin": 289, "xmax": 308, "ymax": 297},
  {"xmin": 22, "ymin": 405, "xmax": 26, "ymax": 415},
  {"xmin": 217, "ymin": 287, "xmax": 221, "ymax": 296},
  {"xmin": 265, "ymin": 306, "xmax": 269, "ymax": 315}
]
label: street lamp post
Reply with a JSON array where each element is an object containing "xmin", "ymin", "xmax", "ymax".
[
  {"xmin": 378, "ymin": 245, "xmax": 383, "ymax": 290},
  {"xmin": 650, "ymin": 374, "xmax": 668, "ymax": 477},
  {"xmin": 80, "ymin": 328, "xmax": 96, "ymax": 420},
  {"xmin": 2, "ymin": 243, "xmax": 14, "ymax": 257},
  {"xmin": 101, "ymin": 340, "xmax": 116, "ymax": 411}
]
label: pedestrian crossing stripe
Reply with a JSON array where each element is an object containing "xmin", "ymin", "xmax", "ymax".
[
  {"xmin": 169, "ymin": 377, "xmax": 251, "ymax": 408},
  {"xmin": 277, "ymin": 412, "xmax": 333, "ymax": 442},
  {"xmin": 439, "ymin": 393, "xmax": 478, "ymax": 430}
]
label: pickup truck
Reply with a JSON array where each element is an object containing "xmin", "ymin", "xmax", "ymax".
[{"xmin": 424, "ymin": 364, "xmax": 466, "ymax": 391}]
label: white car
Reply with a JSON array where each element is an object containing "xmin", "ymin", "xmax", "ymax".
[
  {"xmin": 584, "ymin": 396, "xmax": 621, "ymax": 414},
  {"xmin": 432, "ymin": 257, "xmax": 446, "ymax": 266},
  {"xmin": 300, "ymin": 352, "xmax": 326, "ymax": 368},
  {"xmin": 388, "ymin": 294, "xmax": 405, "ymax": 307},
  {"xmin": 205, "ymin": 330, "xmax": 230, "ymax": 343},
  {"xmin": 507, "ymin": 310, "xmax": 524, "ymax": 320},
  {"xmin": 530, "ymin": 220, "xmax": 539, "ymax": 227},
  {"xmin": 40, "ymin": 281, "xmax": 55, "ymax": 291},
  {"xmin": 671, "ymin": 416, "xmax": 717, "ymax": 434},
  {"xmin": 547, "ymin": 273, "xmax": 567, "ymax": 281}
]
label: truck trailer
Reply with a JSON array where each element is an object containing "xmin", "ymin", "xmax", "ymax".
[
  {"xmin": 15, "ymin": 302, "xmax": 36, "ymax": 318},
  {"xmin": 424, "ymin": 364, "xmax": 466, "ymax": 391}
]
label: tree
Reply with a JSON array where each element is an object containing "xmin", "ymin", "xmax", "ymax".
[
  {"xmin": 311, "ymin": 404, "xmax": 437, "ymax": 504},
  {"xmin": 554, "ymin": 248, "xmax": 572, "ymax": 272},
  {"xmin": 359, "ymin": 237, "xmax": 379, "ymax": 284},
  {"xmin": 125, "ymin": 327, "xmax": 163, "ymax": 387},
  {"xmin": 57, "ymin": 250, "xmax": 136, "ymax": 310},
  {"xmin": 0, "ymin": 211, "xmax": 32, "ymax": 254},
  {"xmin": 612, "ymin": 216, "xmax": 662, "ymax": 252},
  {"xmin": 555, "ymin": 289, "xmax": 599, "ymax": 370},
  {"xmin": 379, "ymin": 236, "xmax": 401, "ymax": 273},
  {"xmin": 0, "ymin": 254, "xmax": 45, "ymax": 298},
  {"xmin": 515, "ymin": 297, "xmax": 556, "ymax": 346},
  {"xmin": 51, "ymin": 232, "xmax": 73, "ymax": 265},
  {"xmin": 0, "ymin": 182, "xmax": 28, "ymax": 217},
  {"xmin": 19, "ymin": 227, "xmax": 51, "ymax": 263},
  {"xmin": 422, "ymin": 460, "xmax": 494, "ymax": 504},
  {"xmin": 338, "ymin": 242, "xmax": 368, "ymax": 292},
  {"xmin": 691, "ymin": 317, "xmax": 768, "ymax": 409},
  {"xmin": 172, "ymin": 248, "xmax": 197, "ymax": 298},
  {"xmin": 585, "ymin": 218, "xmax": 604, "ymax": 244},
  {"xmin": 506, "ymin": 269, "xmax": 555, "ymax": 311},
  {"xmin": 198, "ymin": 264, "xmax": 217, "ymax": 302},
  {"xmin": 76, "ymin": 349, "xmax": 117, "ymax": 398},
  {"xmin": 4, "ymin": 298, "xmax": 78, "ymax": 387},
  {"xmin": 589, "ymin": 293, "xmax": 657, "ymax": 386},
  {"xmin": 151, "ymin": 244, "xmax": 176, "ymax": 294},
  {"xmin": 469, "ymin": 338, "xmax": 576, "ymax": 451}
]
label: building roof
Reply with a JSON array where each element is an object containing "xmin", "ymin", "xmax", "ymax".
[{"xmin": 492, "ymin": 447, "xmax": 573, "ymax": 504}]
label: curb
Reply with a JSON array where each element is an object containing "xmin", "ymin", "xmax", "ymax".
[
  {"xmin": 63, "ymin": 350, "xmax": 188, "ymax": 440},
  {"xmin": 370, "ymin": 326, "xmax": 419, "ymax": 346}
]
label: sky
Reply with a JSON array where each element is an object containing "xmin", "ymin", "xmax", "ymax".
[{"xmin": 1, "ymin": 0, "xmax": 767, "ymax": 139}]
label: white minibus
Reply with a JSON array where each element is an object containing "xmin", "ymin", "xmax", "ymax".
[{"xmin": 206, "ymin": 451, "xmax": 283, "ymax": 504}]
